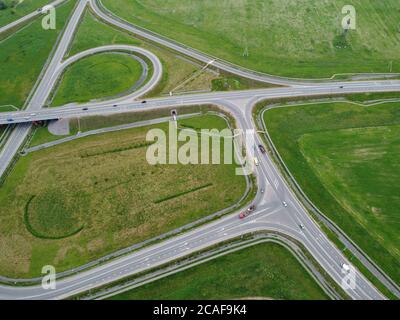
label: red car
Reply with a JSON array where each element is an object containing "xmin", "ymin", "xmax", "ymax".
[{"xmin": 239, "ymin": 205, "xmax": 256, "ymax": 219}]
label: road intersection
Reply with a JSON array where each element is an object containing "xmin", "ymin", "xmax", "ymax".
[{"xmin": 0, "ymin": 0, "xmax": 399, "ymax": 300}]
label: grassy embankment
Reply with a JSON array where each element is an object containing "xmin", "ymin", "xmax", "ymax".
[
  {"xmin": 61, "ymin": 9, "xmax": 217, "ymax": 99},
  {"xmin": 0, "ymin": 114, "xmax": 247, "ymax": 278},
  {"xmin": 0, "ymin": 0, "xmax": 76, "ymax": 109},
  {"xmin": 0, "ymin": 0, "xmax": 50, "ymax": 27},
  {"xmin": 60, "ymin": 9, "xmax": 269, "ymax": 102},
  {"xmin": 102, "ymin": 0, "xmax": 400, "ymax": 78},
  {"xmin": 264, "ymin": 101, "xmax": 400, "ymax": 284},
  {"xmin": 51, "ymin": 52, "xmax": 143, "ymax": 106},
  {"xmin": 109, "ymin": 242, "xmax": 329, "ymax": 300}
]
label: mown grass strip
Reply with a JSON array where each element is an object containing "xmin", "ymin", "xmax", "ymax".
[
  {"xmin": 154, "ymin": 183, "xmax": 213, "ymax": 204},
  {"xmin": 23, "ymin": 196, "xmax": 84, "ymax": 240},
  {"xmin": 80, "ymin": 141, "xmax": 153, "ymax": 158}
]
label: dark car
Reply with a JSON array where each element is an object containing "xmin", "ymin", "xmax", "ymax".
[
  {"xmin": 258, "ymin": 144, "xmax": 266, "ymax": 154},
  {"xmin": 82, "ymin": 107, "xmax": 88, "ymax": 111}
]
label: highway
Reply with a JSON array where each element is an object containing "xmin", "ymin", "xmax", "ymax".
[
  {"xmin": 0, "ymin": 99, "xmax": 386, "ymax": 300},
  {"xmin": 0, "ymin": 0, "xmax": 90, "ymax": 179},
  {"xmin": 0, "ymin": 0, "xmax": 67, "ymax": 34},
  {"xmin": 2, "ymin": 81, "xmax": 400, "ymax": 125},
  {"xmin": 0, "ymin": 0, "xmax": 399, "ymax": 300},
  {"xmin": 91, "ymin": 0, "xmax": 399, "ymax": 85},
  {"xmin": 0, "ymin": 1, "xmax": 164, "ymax": 178}
]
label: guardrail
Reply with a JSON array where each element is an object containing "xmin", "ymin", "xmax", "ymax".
[{"xmin": 256, "ymin": 101, "xmax": 400, "ymax": 298}]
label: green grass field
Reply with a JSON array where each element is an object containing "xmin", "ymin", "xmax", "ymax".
[
  {"xmin": 66, "ymin": 10, "xmax": 218, "ymax": 97},
  {"xmin": 102, "ymin": 0, "xmax": 400, "ymax": 78},
  {"xmin": 109, "ymin": 242, "xmax": 329, "ymax": 300},
  {"xmin": 263, "ymin": 102, "xmax": 400, "ymax": 284},
  {"xmin": 0, "ymin": 0, "xmax": 51, "ymax": 27},
  {"xmin": 0, "ymin": 0, "xmax": 76, "ymax": 108},
  {"xmin": 51, "ymin": 53, "xmax": 144, "ymax": 106},
  {"xmin": 0, "ymin": 114, "xmax": 247, "ymax": 277},
  {"xmin": 0, "ymin": 125, "xmax": 8, "ymax": 142}
]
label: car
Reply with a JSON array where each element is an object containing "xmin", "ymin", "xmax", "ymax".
[
  {"xmin": 342, "ymin": 263, "xmax": 351, "ymax": 273},
  {"xmin": 82, "ymin": 107, "xmax": 88, "ymax": 111},
  {"xmin": 261, "ymin": 188, "xmax": 265, "ymax": 194},
  {"xmin": 299, "ymin": 223, "xmax": 305, "ymax": 229},
  {"xmin": 30, "ymin": 113, "xmax": 36, "ymax": 116},
  {"xmin": 113, "ymin": 104, "xmax": 118, "ymax": 107},
  {"xmin": 282, "ymin": 201, "xmax": 288, "ymax": 207},
  {"xmin": 239, "ymin": 205, "xmax": 256, "ymax": 219},
  {"xmin": 141, "ymin": 100, "xmax": 147, "ymax": 104},
  {"xmin": 254, "ymin": 157, "xmax": 259, "ymax": 166},
  {"xmin": 258, "ymin": 144, "xmax": 266, "ymax": 154},
  {"xmin": 6, "ymin": 118, "xmax": 13, "ymax": 122},
  {"xmin": 239, "ymin": 211, "xmax": 249, "ymax": 219},
  {"xmin": 339, "ymin": 85, "xmax": 344, "ymax": 89}
]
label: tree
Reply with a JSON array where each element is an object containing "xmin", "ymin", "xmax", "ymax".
[{"xmin": 0, "ymin": 0, "xmax": 8, "ymax": 10}]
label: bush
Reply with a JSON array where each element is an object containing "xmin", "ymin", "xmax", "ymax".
[{"xmin": 0, "ymin": 0, "xmax": 8, "ymax": 10}]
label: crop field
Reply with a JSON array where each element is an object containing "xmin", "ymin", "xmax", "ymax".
[
  {"xmin": 109, "ymin": 242, "xmax": 329, "ymax": 300},
  {"xmin": 263, "ymin": 101, "xmax": 400, "ymax": 284},
  {"xmin": 0, "ymin": 0, "xmax": 50, "ymax": 27},
  {"xmin": 102, "ymin": 0, "xmax": 400, "ymax": 78},
  {"xmin": 0, "ymin": 114, "xmax": 247, "ymax": 277},
  {"xmin": 0, "ymin": 0, "xmax": 76, "ymax": 108},
  {"xmin": 51, "ymin": 52, "xmax": 144, "ymax": 106}
]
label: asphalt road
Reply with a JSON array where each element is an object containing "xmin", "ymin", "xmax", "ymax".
[
  {"xmin": 53, "ymin": 45, "xmax": 163, "ymax": 107},
  {"xmin": 0, "ymin": 0, "xmax": 90, "ymax": 180},
  {"xmin": 2, "ymin": 81, "xmax": 400, "ymax": 125},
  {"xmin": 0, "ymin": 0, "xmax": 67, "ymax": 35},
  {"xmin": 0, "ymin": 100, "xmax": 385, "ymax": 300},
  {"xmin": 91, "ymin": 0, "xmax": 399, "ymax": 85},
  {"xmin": 0, "ymin": 0, "xmax": 399, "ymax": 300},
  {"xmin": 0, "ymin": 97, "xmax": 390, "ymax": 300},
  {"xmin": 0, "ymin": 0, "xmax": 162, "ymax": 178}
]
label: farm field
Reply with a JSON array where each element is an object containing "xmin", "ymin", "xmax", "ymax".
[
  {"xmin": 0, "ymin": 114, "xmax": 247, "ymax": 277},
  {"xmin": 102, "ymin": 0, "xmax": 400, "ymax": 78},
  {"xmin": 263, "ymin": 101, "xmax": 400, "ymax": 284},
  {"xmin": 109, "ymin": 242, "xmax": 329, "ymax": 300}
]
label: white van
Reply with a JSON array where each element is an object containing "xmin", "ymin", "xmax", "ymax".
[{"xmin": 254, "ymin": 157, "xmax": 259, "ymax": 166}]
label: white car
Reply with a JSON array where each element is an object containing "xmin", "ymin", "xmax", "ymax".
[
  {"xmin": 342, "ymin": 263, "xmax": 351, "ymax": 273},
  {"xmin": 282, "ymin": 201, "xmax": 288, "ymax": 207}
]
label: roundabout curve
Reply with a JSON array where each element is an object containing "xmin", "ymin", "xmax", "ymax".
[{"xmin": 50, "ymin": 45, "xmax": 163, "ymax": 108}]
